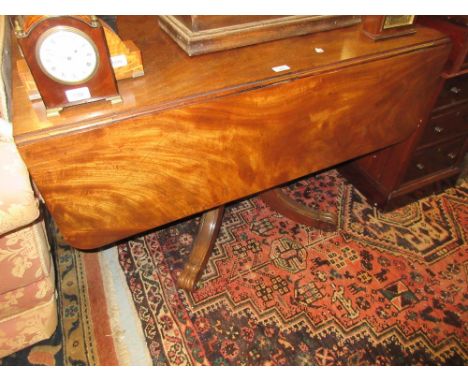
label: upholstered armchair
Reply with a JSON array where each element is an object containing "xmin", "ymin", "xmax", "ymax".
[{"xmin": 0, "ymin": 119, "xmax": 57, "ymax": 358}]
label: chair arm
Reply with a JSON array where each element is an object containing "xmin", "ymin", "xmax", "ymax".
[{"xmin": 0, "ymin": 123, "xmax": 39, "ymax": 236}]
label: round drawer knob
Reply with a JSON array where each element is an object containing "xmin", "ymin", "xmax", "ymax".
[
  {"xmin": 450, "ymin": 86, "xmax": 461, "ymax": 94},
  {"xmin": 448, "ymin": 152, "xmax": 457, "ymax": 160},
  {"xmin": 434, "ymin": 126, "xmax": 444, "ymax": 133},
  {"xmin": 416, "ymin": 163, "xmax": 425, "ymax": 170}
]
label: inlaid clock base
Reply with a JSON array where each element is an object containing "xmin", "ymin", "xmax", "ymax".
[
  {"xmin": 45, "ymin": 96, "xmax": 123, "ymax": 117},
  {"xmin": 46, "ymin": 107, "xmax": 63, "ymax": 118},
  {"xmin": 178, "ymin": 186, "xmax": 339, "ymax": 291},
  {"xmin": 106, "ymin": 95, "xmax": 123, "ymax": 104}
]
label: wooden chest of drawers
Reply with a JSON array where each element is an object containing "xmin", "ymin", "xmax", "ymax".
[
  {"xmin": 420, "ymin": 104, "xmax": 468, "ymax": 146},
  {"xmin": 434, "ymin": 75, "xmax": 468, "ymax": 110},
  {"xmin": 406, "ymin": 83, "xmax": 468, "ymax": 184},
  {"xmin": 404, "ymin": 137, "xmax": 466, "ymax": 182},
  {"xmin": 341, "ymin": 16, "xmax": 468, "ymax": 209}
]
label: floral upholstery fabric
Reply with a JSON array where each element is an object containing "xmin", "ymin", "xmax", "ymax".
[
  {"xmin": 0, "ymin": 130, "xmax": 39, "ymax": 236},
  {"xmin": 0, "ymin": 221, "xmax": 56, "ymax": 358},
  {"xmin": 0, "ymin": 221, "xmax": 51, "ymax": 295},
  {"xmin": 0, "ymin": 275, "xmax": 54, "ymax": 320},
  {"xmin": 0, "ymin": 222, "xmax": 54, "ymax": 320},
  {"xmin": 0, "ymin": 119, "xmax": 57, "ymax": 358},
  {"xmin": 0, "ymin": 295, "xmax": 57, "ymax": 359}
]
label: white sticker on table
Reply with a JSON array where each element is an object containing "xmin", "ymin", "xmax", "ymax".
[
  {"xmin": 272, "ymin": 65, "xmax": 291, "ymax": 72},
  {"xmin": 65, "ymin": 87, "xmax": 91, "ymax": 102}
]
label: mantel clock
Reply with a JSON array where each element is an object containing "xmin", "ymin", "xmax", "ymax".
[{"xmin": 14, "ymin": 15, "xmax": 121, "ymax": 117}]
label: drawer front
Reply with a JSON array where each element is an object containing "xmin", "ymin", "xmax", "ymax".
[
  {"xmin": 435, "ymin": 75, "xmax": 468, "ymax": 110},
  {"xmin": 420, "ymin": 104, "xmax": 468, "ymax": 146},
  {"xmin": 404, "ymin": 138, "xmax": 466, "ymax": 182}
]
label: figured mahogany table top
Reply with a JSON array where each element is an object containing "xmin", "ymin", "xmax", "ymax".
[
  {"xmin": 13, "ymin": 16, "xmax": 448, "ymax": 145},
  {"xmin": 11, "ymin": 17, "xmax": 451, "ymax": 249}
]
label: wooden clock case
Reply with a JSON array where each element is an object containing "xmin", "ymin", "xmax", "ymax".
[
  {"xmin": 361, "ymin": 16, "xmax": 417, "ymax": 40},
  {"xmin": 15, "ymin": 16, "xmax": 120, "ymax": 115}
]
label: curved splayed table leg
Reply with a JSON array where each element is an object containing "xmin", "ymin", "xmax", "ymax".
[
  {"xmin": 177, "ymin": 205, "xmax": 225, "ymax": 291},
  {"xmin": 260, "ymin": 187, "xmax": 338, "ymax": 232},
  {"xmin": 178, "ymin": 185, "xmax": 336, "ymax": 291}
]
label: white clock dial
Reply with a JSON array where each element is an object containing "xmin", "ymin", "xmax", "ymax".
[{"xmin": 37, "ymin": 27, "xmax": 98, "ymax": 84}]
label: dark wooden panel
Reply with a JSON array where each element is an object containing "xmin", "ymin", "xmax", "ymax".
[
  {"xmin": 434, "ymin": 74, "xmax": 468, "ymax": 112},
  {"xmin": 340, "ymin": 73, "xmax": 447, "ymax": 197},
  {"xmin": 19, "ymin": 43, "xmax": 450, "ymax": 249},
  {"xmin": 393, "ymin": 167, "xmax": 462, "ymax": 199},
  {"xmin": 419, "ymin": 16, "xmax": 468, "ymax": 75},
  {"xmin": 178, "ymin": 16, "xmax": 284, "ymax": 32},
  {"xmin": 420, "ymin": 104, "xmax": 468, "ymax": 147},
  {"xmin": 404, "ymin": 138, "xmax": 466, "ymax": 182}
]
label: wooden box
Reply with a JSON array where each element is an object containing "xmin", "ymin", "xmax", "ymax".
[{"xmin": 158, "ymin": 15, "xmax": 360, "ymax": 56}]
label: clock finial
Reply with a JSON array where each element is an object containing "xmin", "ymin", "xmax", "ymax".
[
  {"xmin": 90, "ymin": 15, "xmax": 100, "ymax": 28},
  {"xmin": 14, "ymin": 17, "xmax": 26, "ymax": 38}
]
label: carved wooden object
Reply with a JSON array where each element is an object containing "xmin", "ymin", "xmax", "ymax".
[
  {"xmin": 260, "ymin": 188, "xmax": 338, "ymax": 232},
  {"xmin": 178, "ymin": 206, "xmax": 224, "ymax": 290}
]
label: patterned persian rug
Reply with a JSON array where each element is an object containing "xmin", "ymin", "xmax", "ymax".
[
  {"xmin": 2, "ymin": 169, "xmax": 467, "ymax": 365},
  {"xmin": 118, "ymin": 169, "xmax": 468, "ymax": 365}
]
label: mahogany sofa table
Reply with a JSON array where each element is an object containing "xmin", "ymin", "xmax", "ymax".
[{"xmin": 12, "ymin": 16, "xmax": 450, "ymax": 290}]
